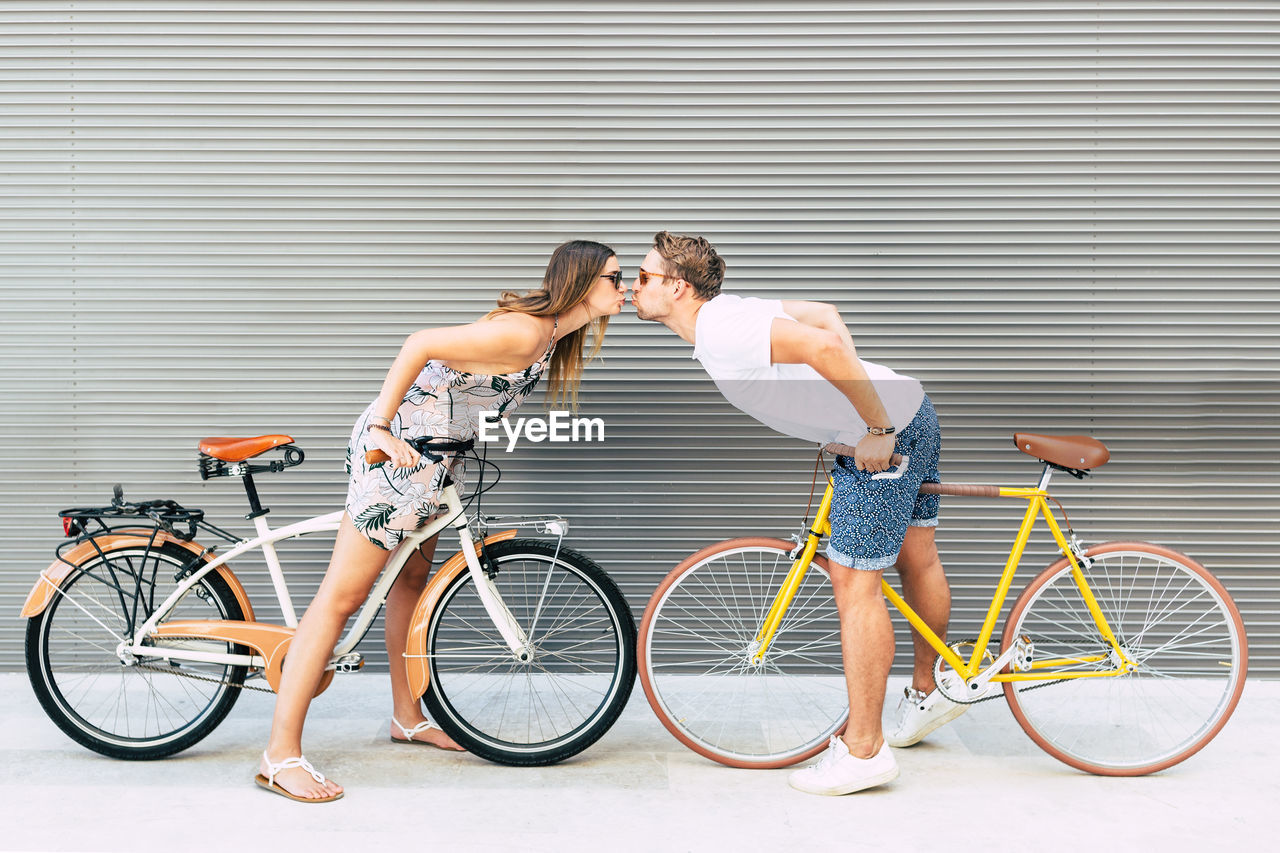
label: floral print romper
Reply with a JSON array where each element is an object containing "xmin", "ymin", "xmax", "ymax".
[{"xmin": 344, "ymin": 317, "xmax": 556, "ymax": 550}]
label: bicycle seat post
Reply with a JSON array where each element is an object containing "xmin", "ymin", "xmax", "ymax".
[
  {"xmin": 235, "ymin": 465, "xmax": 270, "ymax": 520},
  {"xmin": 1036, "ymin": 463, "xmax": 1054, "ymax": 492}
]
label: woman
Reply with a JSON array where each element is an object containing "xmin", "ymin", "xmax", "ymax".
[{"xmin": 255, "ymin": 240, "xmax": 625, "ymax": 802}]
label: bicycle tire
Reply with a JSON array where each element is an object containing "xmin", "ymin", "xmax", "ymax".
[
  {"xmin": 1002, "ymin": 541, "xmax": 1247, "ymax": 776},
  {"xmin": 25, "ymin": 542, "xmax": 248, "ymax": 759},
  {"xmin": 422, "ymin": 538, "xmax": 636, "ymax": 766},
  {"xmin": 638, "ymin": 538, "xmax": 848, "ymax": 769}
]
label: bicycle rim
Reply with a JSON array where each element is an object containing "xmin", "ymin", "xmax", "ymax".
[
  {"xmin": 424, "ymin": 541, "xmax": 633, "ymax": 763},
  {"xmin": 1003, "ymin": 542, "xmax": 1247, "ymax": 775},
  {"xmin": 28, "ymin": 546, "xmax": 245, "ymax": 756},
  {"xmin": 639, "ymin": 539, "xmax": 847, "ymax": 768}
]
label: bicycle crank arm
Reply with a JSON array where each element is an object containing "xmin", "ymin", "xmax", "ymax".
[{"xmin": 969, "ymin": 641, "xmax": 1026, "ymax": 691}]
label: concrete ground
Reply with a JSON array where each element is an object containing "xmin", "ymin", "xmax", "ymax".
[{"xmin": 0, "ymin": 672, "xmax": 1273, "ymax": 853}]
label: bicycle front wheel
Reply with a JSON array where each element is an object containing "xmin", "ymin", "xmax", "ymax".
[
  {"xmin": 25, "ymin": 543, "xmax": 247, "ymax": 759},
  {"xmin": 638, "ymin": 538, "xmax": 847, "ymax": 768},
  {"xmin": 1003, "ymin": 541, "xmax": 1247, "ymax": 776},
  {"xmin": 422, "ymin": 538, "xmax": 636, "ymax": 766}
]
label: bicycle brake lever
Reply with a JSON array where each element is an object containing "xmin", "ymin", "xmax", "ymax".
[{"xmin": 870, "ymin": 455, "xmax": 910, "ymax": 480}]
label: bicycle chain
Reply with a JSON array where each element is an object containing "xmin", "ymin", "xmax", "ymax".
[
  {"xmin": 135, "ymin": 662, "xmax": 273, "ymax": 693},
  {"xmin": 931, "ymin": 676, "xmax": 1068, "ymax": 705}
]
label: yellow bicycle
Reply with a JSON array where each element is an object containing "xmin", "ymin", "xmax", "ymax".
[{"xmin": 637, "ymin": 432, "xmax": 1247, "ymax": 776}]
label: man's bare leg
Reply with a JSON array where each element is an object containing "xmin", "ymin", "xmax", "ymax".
[
  {"xmin": 828, "ymin": 565, "xmax": 894, "ymax": 758},
  {"xmin": 886, "ymin": 524, "xmax": 967, "ymax": 749},
  {"xmin": 895, "ymin": 525, "xmax": 950, "ymax": 693},
  {"xmin": 787, "ymin": 562, "xmax": 900, "ymax": 794}
]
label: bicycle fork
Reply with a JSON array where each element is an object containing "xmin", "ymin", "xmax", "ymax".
[
  {"xmin": 453, "ymin": 522, "xmax": 532, "ymax": 661},
  {"xmin": 750, "ymin": 485, "xmax": 836, "ymax": 665}
]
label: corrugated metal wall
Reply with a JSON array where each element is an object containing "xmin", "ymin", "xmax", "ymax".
[{"xmin": 2, "ymin": 1, "xmax": 1277, "ymax": 675}]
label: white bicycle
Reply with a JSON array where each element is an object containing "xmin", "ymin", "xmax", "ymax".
[{"xmin": 22, "ymin": 434, "xmax": 636, "ymax": 766}]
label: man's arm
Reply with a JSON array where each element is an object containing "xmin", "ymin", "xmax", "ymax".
[
  {"xmin": 769, "ymin": 315, "xmax": 897, "ymax": 472},
  {"xmin": 780, "ymin": 300, "xmax": 856, "ymax": 354}
]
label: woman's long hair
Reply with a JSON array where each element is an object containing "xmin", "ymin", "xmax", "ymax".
[{"xmin": 487, "ymin": 239, "xmax": 615, "ymax": 409}]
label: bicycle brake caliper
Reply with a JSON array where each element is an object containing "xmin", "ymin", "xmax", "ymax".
[{"xmin": 1068, "ymin": 533, "xmax": 1093, "ymax": 569}]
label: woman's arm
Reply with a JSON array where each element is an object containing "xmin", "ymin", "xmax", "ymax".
[
  {"xmin": 365, "ymin": 315, "xmax": 543, "ymax": 468},
  {"xmin": 371, "ymin": 316, "xmax": 543, "ymax": 421}
]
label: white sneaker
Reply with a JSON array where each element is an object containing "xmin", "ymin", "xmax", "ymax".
[
  {"xmin": 788, "ymin": 737, "xmax": 899, "ymax": 796},
  {"xmin": 886, "ymin": 683, "xmax": 968, "ymax": 748}
]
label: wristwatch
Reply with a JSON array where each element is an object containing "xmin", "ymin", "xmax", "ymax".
[{"xmin": 867, "ymin": 425, "xmax": 896, "ymax": 436}]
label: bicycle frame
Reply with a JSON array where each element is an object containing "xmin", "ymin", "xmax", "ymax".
[
  {"xmin": 124, "ymin": 483, "xmax": 530, "ymax": 677},
  {"xmin": 752, "ymin": 468, "xmax": 1136, "ymax": 683}
]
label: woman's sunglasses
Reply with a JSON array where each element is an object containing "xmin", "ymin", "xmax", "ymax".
[{"xmin": 600, "ymin": 270, "xmax": 625, "ymax": 288}]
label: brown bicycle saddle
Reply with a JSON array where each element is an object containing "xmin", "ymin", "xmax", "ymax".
[
  {"xmin": 198, "ymin": 434, "xmax": 295, "ymax": 463},
  {"xmin": 1013, "ymin": 433, "xmax": 1110, "ymax": 471}
]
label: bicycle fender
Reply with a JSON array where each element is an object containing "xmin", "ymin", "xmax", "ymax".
[
  {"xmin": 20, "ymin": 531, "xmax": 253, "ymax": 622},
  {"xmin": 404, "ymin": 529, "xmax": 519, "ymax": 700}
]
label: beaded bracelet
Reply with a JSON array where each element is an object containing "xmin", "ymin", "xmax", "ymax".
[{"xmin": 366, "ymin": 423, "xmax": 393, "ymax": 434}]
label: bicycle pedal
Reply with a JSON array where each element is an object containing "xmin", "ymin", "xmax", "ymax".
[{"xmin": 334, "ymin": 653, "xmax": 365, "ymax": 673}]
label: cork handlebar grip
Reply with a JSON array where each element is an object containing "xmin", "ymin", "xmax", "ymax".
[{"xmin": 918, "ymin": 482, "xmax": 1001, "ymax": 498}]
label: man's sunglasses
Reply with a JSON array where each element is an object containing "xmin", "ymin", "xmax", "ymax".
[{"xmin": 636, "ymin": 268, "xmax": 669, "ymax": 287}]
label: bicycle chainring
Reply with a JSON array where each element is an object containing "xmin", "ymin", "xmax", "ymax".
[{"xmin": 932, "ymin": 639, "xmax": 1000, "ymax": 705}]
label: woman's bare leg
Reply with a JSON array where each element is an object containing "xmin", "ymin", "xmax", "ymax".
[
  {"xmin": 382, "ymin": 533, "xmax": 462, "ymax": 749},
  {"xmin": 259, "ymin": 514, "xmax": 388, "ymax": 799}
]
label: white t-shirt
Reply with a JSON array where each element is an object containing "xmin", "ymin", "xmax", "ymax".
[{"xmin": 692, "ymin": 293, "xmax": 925, "ymax": 447}]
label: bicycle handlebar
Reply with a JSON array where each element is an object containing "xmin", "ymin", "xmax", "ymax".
[
  {"xmin": 822, "ymin": 443, "xmax": 904, "ymax": 469},
  {"xmin": 364, "ymin": 436, "xmax": 476, "ymax": 466},
  {"xmin": 919, "ymin": 482, "xmax": 1000, "ymax": 497}
]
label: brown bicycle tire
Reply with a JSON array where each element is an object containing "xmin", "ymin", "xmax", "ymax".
[
  {"xmin": 1001, "ymin": 540, "xmax": 1248, "ymax": 776},
  {"xmin": 638, "ymin": 537, "xmax": 848, "ymax": 769}
]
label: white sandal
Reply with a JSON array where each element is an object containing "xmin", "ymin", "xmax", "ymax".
[
  {"xmin": 391, "ymin": 716, "xmax": 466, "ymax": 751},
  {"xmin": 254, "ymin": 751, "xmax": 343, "ymax": 803}
]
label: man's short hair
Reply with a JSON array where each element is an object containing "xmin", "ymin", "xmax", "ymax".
[{"xmin": 653, "ymin": 231, "xmax": 725, "ymax": 300}]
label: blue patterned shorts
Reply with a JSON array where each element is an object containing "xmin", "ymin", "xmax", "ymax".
[{"xmin": 825, "ymin": 396, "xmax": 941, "ymax": 572}]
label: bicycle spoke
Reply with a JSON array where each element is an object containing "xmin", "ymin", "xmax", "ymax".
[
  {"xmin": 642, "ymin": 544, "xmax": 846, "ymax": 766},
  {"xmin": 424, "ymin": 542, "xmax": 632, "ymax": 760},
  {"xmin": 32, "ymin": 549, "xmax": 245, "ymax": 757},
  {"xmin": 1007, "ymin": 547, "xmax": 1243, "ymax": 774}
]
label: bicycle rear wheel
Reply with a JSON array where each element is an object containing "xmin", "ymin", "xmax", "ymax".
[
  {"xmin": 638, "ymin": 538, "xmax": 847, "ymax": 768},
  {"xmin": 422, "ymin": 538, "xmax": 635, "ymax": 766},
  {"xmin": 1002, "ymin": 541, "xmax": 1247, "ymax": 776},
  {"xmin": 25, "ymin": 543, "xmax": 247, "ymax": 759}
]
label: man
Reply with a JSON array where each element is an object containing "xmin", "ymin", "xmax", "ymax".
[{"xmin": 630, "ymin": 231, "xmax": 962, "ymax": 795}]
